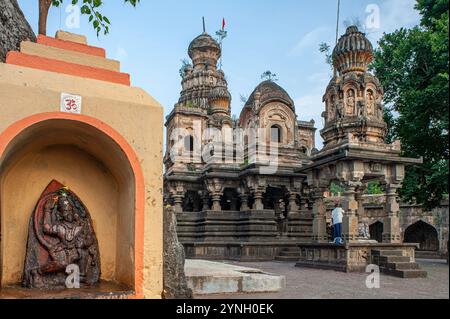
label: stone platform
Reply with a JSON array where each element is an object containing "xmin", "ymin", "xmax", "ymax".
[
  {"xmin": 295, "ymin": 242, "xmax": 420, "ymax": 273},
  {"xmin": 185, "ymin": 260, "xmax": 285, "ymax": 295}
]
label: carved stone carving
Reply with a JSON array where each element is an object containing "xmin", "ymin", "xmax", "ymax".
[
  {"xmin": 346, "ymin": 89, "xmax": 355, "ymax": 115},
  {"xmin": 23, "ymin": 180, "xmax": 100, "ymax": 289}
]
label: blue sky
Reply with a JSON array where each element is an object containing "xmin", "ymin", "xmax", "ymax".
[{"xmin": 17, "ymin": 0, "xmax": 421, "ymax": 148}]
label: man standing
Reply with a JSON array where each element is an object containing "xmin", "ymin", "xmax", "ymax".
[{"xmin": 332, "ymin": 203, "xmax": 344, "ymax": 244}]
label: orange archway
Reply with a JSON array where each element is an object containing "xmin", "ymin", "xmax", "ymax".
[{"xmin": 0, "ymin": 112, "xmax": 144, "ymax": 298}]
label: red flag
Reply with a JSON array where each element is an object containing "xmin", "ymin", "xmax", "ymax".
[{"xmin": 222, "ymin": 18, "xmax": 226, "ymax": 30}]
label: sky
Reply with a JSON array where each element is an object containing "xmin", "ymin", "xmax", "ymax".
[{"xmin": 17, "ymin": 0, "xmax": 422, "ymax": 148}]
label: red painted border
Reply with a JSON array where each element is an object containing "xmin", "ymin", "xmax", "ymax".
[
  {"xmin": 37, "ymin": 35, "xmax": 106, "ymax": 57},
  {"xmin": 0, "ymin": 113, "xmax": 145, "ymax": 299},
  {"xmin": 6, "ymin": 52, "xmax": 130, "ymax": 86}
]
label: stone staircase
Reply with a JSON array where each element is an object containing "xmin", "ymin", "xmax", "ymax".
[
  {"xmin": 372, "ymin": 249, "xmax": 428, "ymax": 278},
  {"xmin": 275, "ymin": 247, "xmax": 301, "ymax": 262}
]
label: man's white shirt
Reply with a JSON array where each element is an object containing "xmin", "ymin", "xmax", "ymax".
[{"xmin": 331, "ymin": 207, "xmax": 344, "ymax": 225}]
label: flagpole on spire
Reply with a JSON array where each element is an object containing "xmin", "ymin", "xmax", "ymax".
[
  {"xmin": 216, "ymin": 18, "xmax": 227, "ymax": 70},
  {"xmin": 202, "ymin": 16, "xmax": 206, "ymax": 33},
  {"xmin": 334, "ymin": 0, "xmax": 341, "ymax": 77},
  {"xmin": 335, "ymin": 0, "xmax": 341, "ymax": 44}
]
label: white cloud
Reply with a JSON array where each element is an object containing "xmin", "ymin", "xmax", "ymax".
[
  {"xmin": 364, "ymin": 0, "xmax": 421, "ymax": 44},
  {"xmin": 288, "ymin": 27, "xmax": 332, "ymax": 57}
]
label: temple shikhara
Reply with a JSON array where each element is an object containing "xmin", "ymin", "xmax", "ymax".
[{"xmin": 164, "ymin": 26, "xmax": 448, "ymax": 276}]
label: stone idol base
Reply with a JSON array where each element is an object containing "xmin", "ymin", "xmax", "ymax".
[
  {"xmin": 295, "ymin": 243, "xmax": 419, "ymax": 273},
  {"xmin": 0, "ymin": 281, "xmax": 134, "ymax": 299},
  {"xmin": 185, "ymin": 260, "xmax": 285, "ymax": 295}
]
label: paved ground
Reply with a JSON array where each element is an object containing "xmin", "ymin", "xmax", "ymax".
[{"xmin": 196, "ymin": 259, "xmax": 449, "ymax": 299}]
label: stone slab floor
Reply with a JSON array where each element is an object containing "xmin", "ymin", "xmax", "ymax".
[{"xmin": 196, "ymin": 259, "xmax": 449, "ymax": 299}]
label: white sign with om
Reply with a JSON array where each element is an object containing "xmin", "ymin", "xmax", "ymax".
[{"xmin": 60, "ymin": 93, "xmax": 82, "ymax": 114}]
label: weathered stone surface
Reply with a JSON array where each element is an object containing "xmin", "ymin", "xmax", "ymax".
[
  {"xmin": 163, "ymin": 206, "xmax": 193, "ymax": 299},
  {"xmin": 0, "ymin": 0, "xmax": 36, "ymax": 62}
]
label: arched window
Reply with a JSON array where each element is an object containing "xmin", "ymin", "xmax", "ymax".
[
  {"xmin": 184, "ymin": 135, "xmax": 194, "ymax": 152},
  {"xmin": 270, "ymin": 125, "xmax": 282, "ymax": 143}
]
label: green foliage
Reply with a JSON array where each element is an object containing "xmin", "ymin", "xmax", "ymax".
[
  {"xmin": 366, "ymin": 182, "xmax": 384, "ymax": 195},
  {"xmin": 330, "ymin": 182, "xmax": 344, "ymax": 196},
  {"xmin": 319, "ymin": 42, "xmax": 333, "ymax": 70},
  {"xmin": 51, "ymin": 0, "xmax": 140, "ymax": 36},
  {"xmin": 179, "ymin": 59, "xmax": 192, "ymax": 79},
  {"xmin": 372, "ymin": 0, "xmax": 449, "ymax": 210},
  {"xmin": 261, "ymin": 71, "xmax": 278, "ymax": 82}
]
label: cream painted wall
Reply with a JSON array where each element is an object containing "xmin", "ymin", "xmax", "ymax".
[{"xmin": 0, "ymin": 63, "xmax": 164, "ymax": 298}]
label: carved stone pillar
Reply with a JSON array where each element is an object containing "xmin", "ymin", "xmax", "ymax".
[
  {"xmin": 383, "ymin": 184, "xmax": 401, "ymax": 243},
  {"xmin": 211, "ymin": 193, "xmax": 222, "ymax": 211},
  {"xmin": 239, "ymin": 193, "xmax": 249, "ymax": 211},
  {"xmin": 342, "ymin": 183, "xmax": 359, "ymax": 242},
  {"xmin": 253, "ymin": 189, "xmax": 264, "ymax": 211},
  {"xmin": 311, "ymin": 188, "xmax": 327, "ymax": 243},
  {"xmin": 205, "ymin": 178, "xmax": 224, "ymax": 212},
  {"xmin": 173, "ymin": 194, "xmax": 184, "ymax": 213},
  {"xmin": 288, "ymin": 192, "xmax": 299, "ymax": 213}
]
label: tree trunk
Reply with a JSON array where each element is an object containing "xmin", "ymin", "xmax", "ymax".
[
  {"xmin": 39, "ymin": 0, "xmax": 52, "ymax": 36},
  {"xmin": 0, "ymin": 0, "xmax": 36, "ymax": 62}
]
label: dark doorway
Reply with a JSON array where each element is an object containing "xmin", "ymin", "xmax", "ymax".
[
  {"xmin": 404, "ymin": 221, "xmax": 439, "ymax": 251},
  {"xmin": 221, "ymin": 188, "xmax": 240, "ymax": 211},
  {"xmin": 182, "ymin": 191, "xmax": 201, "ymax": 212},
  {"xmin": 370, "ymin": 221, "xmax": 383, "ymax": 243}
]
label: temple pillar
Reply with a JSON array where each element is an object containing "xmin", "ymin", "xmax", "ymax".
[
  {"xmin": 239, "ymin": 193, "xmax": 249, "ymax": 211},
  {"xmin": 288, "ymin": 192, "xmax": 299, "ymax": 213},
  {"xmin": 253, "ymin": 189, "xmax": 264, "ymax": 210},
  {"xmin": 311, "ymin": 188, "xmax": 328, "ymax": 243},
  {"xmin": 211, "ymin": 193, "xmax": 223, "ymax": 211},
  {"xmin": 342, "ymin": 184, "xmax": 359, "ymax": 242},
  {"xmin": 172, "ymin": 194, "xmax": 184, "ymax": 213},
  {"xmin": 383, "ymin": 184, "xmax": 401, "ymax": 243},
  {"xmin": 205, "ymin": 178, "xmax": 224, "ymax": 212}
]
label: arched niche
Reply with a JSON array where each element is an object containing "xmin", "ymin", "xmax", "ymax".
[
  {"xmin": 404, "ymin": 221, "xmax": 439, "ymax": 251},
  {"xmin": 0, "ymin": 113, "xmax": 144, "ymax": 296}
]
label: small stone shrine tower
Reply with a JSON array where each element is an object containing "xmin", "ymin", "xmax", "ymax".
[{"xmin": 301, "ymin": 26, "xmax": 423, "ymax": 244}]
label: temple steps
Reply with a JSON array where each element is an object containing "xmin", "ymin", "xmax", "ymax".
[
  {"xmin": 275, "ymin": 248, "xmax": 301, "ymax": 262},
  {"xmin": 371, "ymin": 249, "xmax": 428, "ymax": 279}
]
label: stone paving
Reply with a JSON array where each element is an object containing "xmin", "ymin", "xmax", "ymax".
[{"xmin": 196, "ymin": 259, "xmax": 449, "ymax": 299}]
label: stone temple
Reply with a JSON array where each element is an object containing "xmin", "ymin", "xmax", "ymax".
[{"xmin": 164, "ymin": 26, "xmax": 448, "ymax": 276}]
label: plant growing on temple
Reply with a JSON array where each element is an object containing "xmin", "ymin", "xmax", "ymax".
[
  {"xmin": 179, "ymin": 59, "xmax": 192, "ymax": 79},
  {"xmin": 372, "ymin": 0, "xmax": 449, "ymax": 210},
  {"xmin": 319, "ymin": 42, "xmax": 333, "ymax": 71},
  {"xmin": 261, "ymin": 71, "xmax": 278, "ymax": 82},
  {"xmin": 39, "ymin": 0, "xmax": 140, "ymax": 36}
]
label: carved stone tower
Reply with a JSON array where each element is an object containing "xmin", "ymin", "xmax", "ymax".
[
  {"xmin": 321, "ymin": 25, "xmax": 387, "ymax": 148},
  {"xmin": 301, "ymin": 26, "xmax": 422, "ymax": 244}
]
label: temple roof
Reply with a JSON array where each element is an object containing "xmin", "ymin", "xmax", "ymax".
[
  {"xmin": 188, "ymin": 32, "xmax": 221, "ymax": 60},
  {"xmin": 332, "ymin": 26, "xmax": 373, "ymax": 74},
  {"xmin": 244, "ymin": 80, "xmax": 294, "ymax": 111}
]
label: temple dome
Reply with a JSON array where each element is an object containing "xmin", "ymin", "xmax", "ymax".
[
  {"xmin": 245, "ymin": 80, "xmax": 294, "ymax": 111},
  {"xmin": 208, "ymin": 86, "xmax": 231, "ymax": 102},
  {"xmin": 332, "ymin": 26, "xmax": 373, "ymax": 74},
  {"xmin": 188, "ymin": 32, "xmax": 221, "ymax": 68}
]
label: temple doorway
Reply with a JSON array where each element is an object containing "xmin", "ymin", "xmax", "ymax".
[
  {"xmin": 370, "ymin": 221, "xmax": 384, "ymax": 243},
  {"xmin": 404, "ymin": 221, "xmax": 439, "ymax": 251}
]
